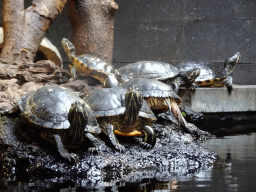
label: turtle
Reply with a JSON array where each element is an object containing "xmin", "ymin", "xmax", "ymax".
[
  {"xmin": 62, "ymin": 38, "xmax": 121, "ymax": 83},
  {"xmin": 105, "ymin": 74, "xmax": 199, "ymax": 136},
  {"xmin": 84, "ymin": 86, "xmax": 157, "ymax": 153},
  {"xmin": 177, "ymin": 52, "xmax": 241, "ymax": 90},
  {"xmin": 117, "ymin": 61, "xmax": 200, "ymax": 93},
  {"xmin": 16, "ymin": 85, "xmax": 102, "ymax": 162}
]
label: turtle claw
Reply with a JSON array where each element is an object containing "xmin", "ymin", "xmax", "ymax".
[
  {"xmin": 133, "ymin": 137, "xmax": 154, "ymax": 150},
  {"xmin": 88, "ymin": 147, "xmax": 101, "ymax": 154},
  {"xmin": 63, "ymin": 152, "xmax": 79, "ymax": 163},
  {"xmin": 139, "ymin": 142, "xmax": 153, "ymax": 149},
  {"xmin": 189, "ymin": 83, "xmax": 199, "ymax": 90},
  {"xmin": 115, "ymin": 143, "xmax": 126, "ymax": 153}
]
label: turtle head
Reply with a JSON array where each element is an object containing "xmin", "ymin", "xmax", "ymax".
[
  {"xmin": 186, "ymin": 68, "xmax": 200, "ymax": 84},
  {"xmin": 68, "ymin": 101, "xmax": 89, "ymax": 143},
  {"xmin": 124, "ymin": 86, "xmax": 143, "ymax": 126},
  {"xmin": 62, "ymin": 38, "xmax": 76, "ymax": 61},
  {"xmin": 178, "ymin": 67, "xmax": 200, "ymax": 87},
  {"xmin": 224, "ymin": 52, "xmax": 241, "ymax": 75}
]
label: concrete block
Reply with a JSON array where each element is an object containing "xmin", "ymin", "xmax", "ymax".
[
  {"xmin": 114, "ymin": 0, "xmax": 198, "ymax": 22},
  {"xmin": 249, "ymin": 20, "xmax": 256, "ymax": 63},
  {"xmin": 198, "ymin": 0, "xmax": 256, "ymax": 20},
  {"xmin": 113, "ymin": 20, "xmax": 250, "ymax": 63},
  {"xmin": 178, "ymin": 85, "xmax": 256, "ymax": 113}
]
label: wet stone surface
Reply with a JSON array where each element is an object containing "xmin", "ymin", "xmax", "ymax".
[{"xmin": 0, "ymin": 115, "xmax": 217, "ymax": 190}]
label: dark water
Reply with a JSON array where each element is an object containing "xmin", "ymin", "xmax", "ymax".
[
  {"xmin": 176, "ymin": 133, "xmax": 256, "ymax": 192},
  {"xmin": 1, "ymin": 130, "xmax": 256, "ymax": 191}
]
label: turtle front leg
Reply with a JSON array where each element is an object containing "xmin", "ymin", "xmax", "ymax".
[
  {"xmin": 171, "ymin": 81, "xmax": 180, "ymax": 94},
  {"xmin": 187, "ymin": 82, "xmax": 199, "ymax": 90},
  {"xmin": 134, "ymin": 125, "xmax": 156, "ymax": 149},
  {"xmin": 53, "ymin": 134, "xmax": 78, "ymax": 162},
  {"xmin": 224, "ymin": 76, "xmax": 233, "ymax": 92},
  {"xmin": 106, "ymin": 124, "xmax": 126, "ymax": 153},
  {"xmin": 85, "ymin": 132, "xmax": 102, "ymax": 154},
  {"xmin": 69, "ymin": 65, "xmax": 77, "ymax": 81}
]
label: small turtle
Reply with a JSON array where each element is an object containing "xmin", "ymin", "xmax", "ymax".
[
  {"xmin": 62, "ymin": 38, "xmax": 121, "ymax": 82},
  {"xmin": 16, "ymin": 85, "xmax": 102, "ymax": 162},
  {"xmin": 105, "ymin": 75, "xmax": 199, "ymax": 136},
  {"xmin": 84, "ymin": 86, "xmax": 157, "ymax": 153},
  {"xmin": 118, "ymin": 61, "xmax": 200, "ymax": 93},
  {"xmin": 177, "ymin": 52, "xmax": 241, "ymax": 90}
]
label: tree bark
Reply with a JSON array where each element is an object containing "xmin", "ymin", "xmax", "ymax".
[
  {"xmin": 68, "ymin": 0, "xmax": 118, "ymax": 63},
  {"xmin": 1, "ymin": 0, "xmax": 67, "ymax": 62}
]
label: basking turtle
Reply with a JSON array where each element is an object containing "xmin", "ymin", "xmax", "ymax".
[
  {"xmin": 177, "ymin": 52, "xmax": 241, "ymax": 90},
  {"xmin": 62, "ymin": 38, "xmax": 121, "ymax": 82},
  {"xmin": 84, "ymin": 86, "xmax": 157, "ymax": 153},
  {"xmin": 105, "ymin": 75, "xmax": 199, "ymax": 136},
  {"xmin": 118, "ymin": 61, "xmax": 200, "ymax": 93},
  {"xmin": 17, "ymin": 85, "xmax": 102, "ymax": 162}
]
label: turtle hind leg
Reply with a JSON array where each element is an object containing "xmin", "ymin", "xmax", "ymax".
[
  {"xmin": 137, "ymin": 125, "xmax": 156, "ymax": 149},
  {"xmin": 165, "ymin": 98, "xmax": 196, "ymax": 135},
  {"xmin": 106, "ymin": 124, "xmax": 125, "ymax": 153},
  {"xmin": 53, "ymin": 134, "xmax": 78, "ymax": 163}
]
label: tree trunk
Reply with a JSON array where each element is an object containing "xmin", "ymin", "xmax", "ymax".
[
  {"xmin": 68, "ymin": 0, "xmax": 118, "ymax": 63},
  {"xmin": 0, "ymin": 0, "xmax": 67, "ymax": 62}
]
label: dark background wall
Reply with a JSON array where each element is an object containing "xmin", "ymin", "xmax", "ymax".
[{"xmin": 0, "ymin": 0, "xmax": 256, "ymax": 84}]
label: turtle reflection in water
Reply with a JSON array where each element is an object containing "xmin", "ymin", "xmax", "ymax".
[
  {"xmin": 17, "ymin": 86, "xmax": 102, "ymax": 162},
  {"xmin": 84, "ymin": 86, "xmax": 157, "ymax": 153}
]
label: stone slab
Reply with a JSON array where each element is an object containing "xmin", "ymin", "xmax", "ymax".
[
  {"xmin": 178, "ymin": 85, "xmax": 256, "ymax": 113},
  {"xmin": 113, "ymin": 20, "xmax": 250, "ymax": 63},
  {"xmin": 114, "ymin": 0, "xmax": 198, "ymax": 22},
  {"xmin": 198, "ymin": 0, "xmax": 256, "ymax": 20}
]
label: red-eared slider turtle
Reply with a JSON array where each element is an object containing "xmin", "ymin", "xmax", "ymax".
[
  {"xmin": 62, "ymin": 38, "xmax": 121, "ymax": 82},
  {"xmin": 105, "ymin": 75, "xmax": 199, "ymax": 136},
  {"xmin": 118, "ymin": 61, "xmax": 200, "ymax": 93},
  {"xmin": 84, "ymin": 86, "xmax": 157, "ymax": 153},
  {"xmin": 177, "ymin": 52, "xmax": 241, "ymax": 90},
  {"xmin": 18, "ymin": 85, "xmax": 102, "ymax": 162}
]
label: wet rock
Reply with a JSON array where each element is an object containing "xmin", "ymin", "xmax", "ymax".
[{"xmin": 0, "ymin": 115, "xmax": 217, "ymax": 190}]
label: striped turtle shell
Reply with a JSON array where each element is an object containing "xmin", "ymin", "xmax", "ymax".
[
  {"xmin": 118, "ymin": 61, "xmax": 179, "ymax": 82},
  {"xmin": 84, "ymin": 87, "xmax": 156, "ymax": 122},
  {"xmin": 121, "ymin": 78, "xmax": 182, "ymax": 105},
  {"xmin": 19, "ymin": 85, "xmax": 98, "ymax": 132}
]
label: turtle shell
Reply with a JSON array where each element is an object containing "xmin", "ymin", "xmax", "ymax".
[
  {"xmin": 178, "ymin": 62, "xmax": 226, "ymax": 82},
  {"xmin": 19, "ymin": 85, "xmax": 98, "ymax": 131},
  {"xmin": 118, "ymin": 61, "xmax": 179, "ymax": 82},
  {"xmin": 84, "ymin": 87, "xmax": 156, "ymax": 122},
  {"xmin": 121, "ymin": 78, "xmax": 182, "ymax": 105},
  {"xmin": 73, "ymin": 54, "xmax": 117, "ymax": 82}
]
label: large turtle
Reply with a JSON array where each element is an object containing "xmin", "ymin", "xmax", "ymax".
[
  {"xmin": 177, "ymin": 52, "xmax": 241, "ymax": 90},
  {"xmin": 84, "ymin": 86, "xmax": 157, "ymax": 153},
  {"xmin": 118, "ymin": 61, "xmax": 200, "ymax": 93},
  {"xmin": 17, "ymin": 85, "xmax": 102, "ymax": 162},
  {"xmin": 105, "ymin": 75, "xmax": 199, "ymax": 136},
  {"xmin": 62, "ymin": 38, "xmax": 121, "ymax": 82}
]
